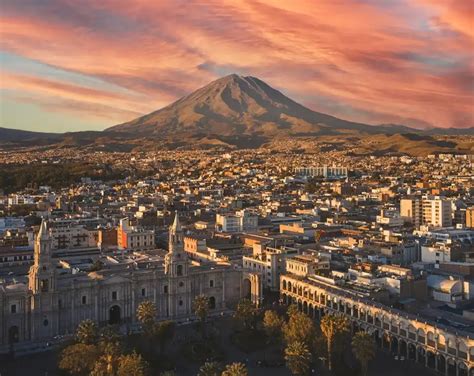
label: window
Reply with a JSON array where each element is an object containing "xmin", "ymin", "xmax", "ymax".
[
  {"xmin": 141, "ymin": 288, "xmax": 146, "ymax": 297},
  {"xmin": 11, "ymin": 304, "xmax": 17, "ymax": 314},
  {"xmin": 82, "ymin": 296, "xmax": 87, "ymax": 305},
  {"xmin": 177, "ymin": 265, "xmax": 183, "ymax": 276},
  {"xmin": 164, "ymin": 285, "xmax": 168, "ymax": 294},
  {"xmin": 179, "ymin": 300, "xmax": 183, "ymax": 306},
  {"xmin": 40, "ymin": 279, "xmax": 49, "ymax": 292},
  {"xmin": 179, "ymin": 281, "xmax": 184, "ymax": 287},
  {"xmin": 43, "ymin": 319, "xmax": 49, "ymax": 327},
  {"xmin": 209, "ymin": 280, "xmax": 214, "ymax": 288},
  {"xmin": 112, "ymin": 291, "xmax": 117, "ymax": 300}
]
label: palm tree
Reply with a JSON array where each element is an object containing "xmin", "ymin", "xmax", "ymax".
[
  {"xmin": 221, "ymin": 362, "xmax": 248, "ymax": 376},
  {"xmin": 352, "ymin": 332, "xmax": 376, "ymax": 376},
  {"xmin": 320, "ymin": 315, "xmax": 348, "ymax": 371},
  {"xmin": 285, "ymin": 340, "xmax": 312, "ymax": 376},
  {"xmin": 136, "ymin": 300, "xmax": 157, "ymax": 335},
  {"xmin": 136, "ymin": 300, "xmax": 157, "ymax": 354},
  {"xmin": 76, "ymin": 319, "xmax": 98, "ymax": 345},
  {"xmin": 198, "ymin": 361, "xmax": 222, "ymax": 376},
  {"xmin": 194, "ymin": 294, "xmax": 210, "ymax": 338}
]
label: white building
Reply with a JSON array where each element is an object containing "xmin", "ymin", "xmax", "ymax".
[
  {"xmin": 401, "ymin": 196, "xmax": 452, "ymax": 228},
  {"xmin": 243, "ymin": 244, "xmax": 298, "ymax": 291},
  {"xmin": 423, "ymin": 196, "xmax": 452, "ymax": 228},
  {"xmin": 376, "ymin": 209, "xmax": 404, "ymax": 228},
  {"xmin": 295, "ymin": 165, "xmax": 348, "ymax": 178},
  {"xmin": 215, "ymin": 210, "xmax": 258, "ymax": 233}
]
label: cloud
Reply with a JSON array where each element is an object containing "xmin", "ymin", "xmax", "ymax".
[{"xmin": 0, "ymin": 0, "xmax": 472, "ymax": 130}]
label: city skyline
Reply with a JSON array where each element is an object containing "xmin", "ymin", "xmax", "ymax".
[{"xmin": 1, "ymin": 0, "xmax": 473, "ymax": 133}]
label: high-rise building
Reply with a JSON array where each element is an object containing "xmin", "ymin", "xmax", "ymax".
[
  {"xmin": 401, "ymin": 196, "xmax": 452, "ymax": 228},
  {"xmin": 400, "ymin": 196, "xmax": 423, "ymax": 227},
  {"xmin": 422, "ymin": 196, "xmax": 452, "ymax": 228}
]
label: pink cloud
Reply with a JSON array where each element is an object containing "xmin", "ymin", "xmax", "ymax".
[{"xmin": 0, "ymin": 0, "xmax": 472, "ymax": 129}]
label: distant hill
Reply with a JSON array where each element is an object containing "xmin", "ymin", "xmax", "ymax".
[{"xmin": 1, "ymin": 74, "xmax": 473, "ymax": 154}]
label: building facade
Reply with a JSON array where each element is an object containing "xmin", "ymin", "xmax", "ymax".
[
  {"xmin": 0, "ymin": 215, "xmax": 262, "ymax": 352},
  {"xmin": 280, "ymin": 272, "xmax": 474, "ymax": 376}
]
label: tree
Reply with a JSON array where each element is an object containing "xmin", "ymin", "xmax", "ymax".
[
  {"xmin": 155, "ymin": 320, "xmax": 176, "ymax": 355},
  {"xmin": 352, "ymin": 332, "xmax": 376, "ymax": 376},
  {"xmin": 117, "ymin": 353, "xmax": 149, "ymax": 376},
  {"xmin": 285, "ymin": 341, "xmax": 312, "ymax": 376},
  {"xmin": 198, "ymin": 361, "xmax": 222, "ymax": 376},
  {"xmin": 136, "ymin": 300, "xmax": 157, "ymax": 336},
  {"xmin": 136, "ymin": 300, "xmax": 157, "ymax": 353},
  {"xmin": 287, "ymin": 304, "xmax": 299, "ymax": 319},
  {"xmin": 234, "ymin": 299, "xmax": 258, "ymax": 331},
  {"xmin": 320, "ymin": 315, "xmax": 348, "ymax": 371},
  {"xmin": 283, "ymin": 310, "xmax": 316, "ymax": 348},
  {"xmin": 194, "ymin": 294, "xmax": 210, "ymax": 337},
  {"xmin": 263, "ymin": 310, "xmax": 284, "ymax": 343},
  {"xmin": 76, "ymin": 319, "xmax": 98, "ymax": 345},
  {"xmin": 221, "ymin": 362, "xmax": 248, "ymax": 376},
  {"xmin": 59, "ymin": 343, "xmax": 100, "ymax": 376}
]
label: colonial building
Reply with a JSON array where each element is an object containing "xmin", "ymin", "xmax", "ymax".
[
  {"xmin": 280, "ymin": 267, "xmax": 474, "ymax": 376},
  {"xmin": 0, "ymin": 214, "xmax": 262, "ymax": 352}
]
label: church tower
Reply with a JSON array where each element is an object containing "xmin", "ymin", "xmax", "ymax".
[
  {"xmin": 29, "ymin": 219, "xmax": 56, "ymax": 293},
  {"xmin": 164, "ymin": 212, "xmax": 191, "ymax": 318},
  {"xmin": 28, "ymin": 219, "xmax": 58, "ymax": 339},
  {"xmin": 164, "ymin": 212, "xmax": 188, "ymax": 277}
]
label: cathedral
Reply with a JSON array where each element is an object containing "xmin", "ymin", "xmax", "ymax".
[{"xmin": 0, "ymin": 214, "xmax": 262, "ymax": 351}]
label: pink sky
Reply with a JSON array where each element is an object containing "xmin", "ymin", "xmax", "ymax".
[{"xmin": 0, "ymin": 0, "xmax": 473, "ymax": 132}]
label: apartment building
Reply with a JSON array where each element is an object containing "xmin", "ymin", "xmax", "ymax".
[
  {"xmin": 215, "ymin": 209, "xmax": 258, "ymax": 233},
  {"xmin": 401, "ymin": 196, "xmax": 452, "ymax": 228},
  {"xmin": 295, "ymin": 165, "xmax": 348, "ymax": 178},
  {"xmin": 243, "ymin": 244, "xmax": 298, "ymax": 291},
  {"xmin": 117, "ymin": 218, "xmax": 155, "ymax": 251}
]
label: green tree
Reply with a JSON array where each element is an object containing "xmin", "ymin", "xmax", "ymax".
[
  {"xmin": 285, "ymin": 340, "xmax": 312, "ymax": 376},
  {"xmin": 283, "ymin": 310, "xmax": 316, "ymax": 348},
  {"xmin": 352, "ymin": 332, "xmax": 376, "ymax": 376},
  {"xmin": 263, "ymin": 310, "xmax": 284, "ymax": 343},
  {"xmin": 234, "ymin": 299, "xmax": 258, "ymax": 331},
  {"xmin": 194, "ymin": 294, "xmax": 210, "ymax": 337},
  {"xmin": 136, "ymin": 300, "xmax": 157, "ymax": 336},
  {"xmin": 198, "ymin": 361, "xmax": 222, "ymax": 376},
  {"xmin": 136, "ymin": 300, "xmax": 157, "ymax": 352},
  {"xmin": 117, "ymin": 352, "xmax": 149, "ymax": 376},
  {"xmin": 76, "ymin": 319, "xmax": 99, "ymax": 345},
  {"xmin": 221, "ymin": 362, "xmax": 248, "ymax": 376},
  {"xmin": 320, "ymin": 315, "xmax": 348, "ymax": 371},
  {"xmin": 59, "ymin": 343, "xmax": 100, "ymax": 376},
  {"xmin": 155, "ymin": 320, "xmax": 176, "ymax": 355}
]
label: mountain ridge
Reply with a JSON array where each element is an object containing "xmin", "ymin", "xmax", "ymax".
[{"xmin": 1, "ymin": 74, "xmax": 473, "ymax": 155}]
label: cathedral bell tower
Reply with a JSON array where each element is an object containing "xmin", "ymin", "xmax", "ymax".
[
  {"xmin": 29, "ymin": 219, "xmax": 56, "ymax": 293},
  {"xmin": 28, "ymin": 219, "xmax": 58, "ymax": 340},
  {"xmin": 164, "ymin": 212, "xmax": 191, "ymax": 318},
  {"xmin": 164, "ymin": 212, "xmax": 188, "ymax": 277}
]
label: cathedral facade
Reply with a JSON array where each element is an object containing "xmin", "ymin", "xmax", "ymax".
[{"xmin": 0, "ymin": 214, "xmax": 261, "ymax": 351}]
